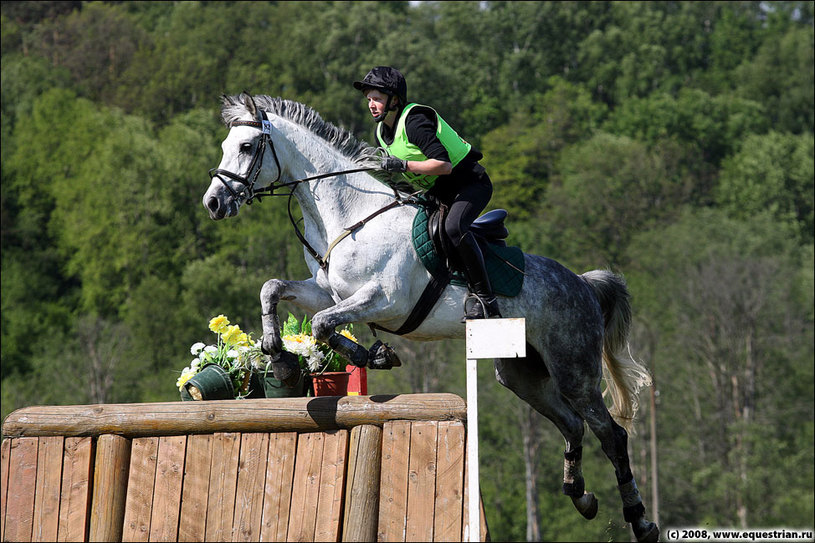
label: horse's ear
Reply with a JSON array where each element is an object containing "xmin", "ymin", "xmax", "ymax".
[
  {"xmin": 221, "ymin": 93, "xmax": 235, "ymax": 106},
  {"xmin": 241, "ymin": 91, "xmax": 259, "ymax": 120}
]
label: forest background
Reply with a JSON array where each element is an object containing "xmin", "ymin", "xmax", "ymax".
[{"xmin": 1, "ymin": 1, "xmax": 813, "ymax": 541}]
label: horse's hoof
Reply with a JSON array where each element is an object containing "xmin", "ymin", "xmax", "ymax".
[
  {"xmin": 368, "ymin": 340, "xmax": 402, "ymax": 370},
  {"xmin": 632, "ymin": 518, "xmax": 659, "ymax": 543},
  {"xmin": 271, "ymin": 351, "xmax": 301, "ymax": 387},
  {"xmin": 571, "ymin": 492, "xmax": 598, "ymax": 520}
]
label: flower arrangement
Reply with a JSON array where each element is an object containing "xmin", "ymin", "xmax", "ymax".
[
  {"xmin": 177, "ymin": 314, "xmax": 265, "ymax": 398},
  {"xmin": 177, "ymin": 313, "xmax": 357, "ymax": 400},
  {"xmin": 280, "ymin": 313, "xmax": 356, "ymax": 374}
]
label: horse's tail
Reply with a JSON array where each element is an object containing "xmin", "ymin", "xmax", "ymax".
[{"xmin": 581, "ymin": 269, "xmax": 652, "ymax": 434}]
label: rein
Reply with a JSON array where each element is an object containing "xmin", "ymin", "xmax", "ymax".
[{"xmin": 209, "ymin": 114, "xmax": 414, "ymax": 271}]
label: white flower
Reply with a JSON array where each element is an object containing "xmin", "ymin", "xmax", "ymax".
[
  {"xmin": 191, "ymin": 358, "xmax": 201, "ymax": 369},
  {"xmin": 190, "ymin": 342, "xmax": 206, "ymax": 355},
  {"xmin": 282, "ymin": 333, "xmax": 327, "ymax": 371},
  {"xmin": 306, "ymin": 350, "xmax": 325, "ymax": 372},
  {"xmin": 204, "ymin": 345, "xmax": 218, "ymax": 354},
  {"xmin": 226, "ymin": 349, "xmax": 239, "ymax": 359}
]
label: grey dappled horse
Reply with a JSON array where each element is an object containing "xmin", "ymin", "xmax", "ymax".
[{"xmin": 203, "ymin": 93, "xmax": 658, "ymax": 542}]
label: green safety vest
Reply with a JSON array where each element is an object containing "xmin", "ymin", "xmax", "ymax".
[{"xmin": 376, "ymin": 103, "xmax": 472, "ymax": 190}]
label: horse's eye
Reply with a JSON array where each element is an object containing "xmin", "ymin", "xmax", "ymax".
[{"xmin": 240, "ymin": 142, "xmax": 252, "ymax": 153}]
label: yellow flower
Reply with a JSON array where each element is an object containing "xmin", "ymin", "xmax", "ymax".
[
  {"xmin": 221, "ymin": 324, "xmax": 242, "ymax": 346},
  {"xmin": 237, "ymin": 332, "xmax": 252, "ymax": 347},
  {"xmin": 176, "ymin": 369, "xmax": 195, "ymax": 390},
  {"xmin": 209, "ymin": 315, "xmax": 229, "ymax": 334},
  {"xmin": 340, "ymin": 328, "xmax": 357, "ymax": 343}
]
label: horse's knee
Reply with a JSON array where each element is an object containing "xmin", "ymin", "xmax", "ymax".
[
  {"xmin": 311, "ymin": 313, "xmax": 335, "ymax": 342},
  {"xmin": 260, "ymin": 278, "xmax": 285, "ymax": 308}
]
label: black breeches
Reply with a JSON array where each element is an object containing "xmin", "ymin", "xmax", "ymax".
[{"xmin": 429, "ymin": 164, "xmax": 493, "ymax": 248}]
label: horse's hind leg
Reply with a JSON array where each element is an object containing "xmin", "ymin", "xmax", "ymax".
[
  {"xmin": 569, "ymin": 391, "xmax": 659, "ymax": 543},
  {"xmin": 494, "ymin": 357, "xmax": 598, "ymax": 520}
]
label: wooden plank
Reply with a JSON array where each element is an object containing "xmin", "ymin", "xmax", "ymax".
[
  {"xmin": 3, "ymin": 437, "xmax": 38, "ymax": 542},
  {"xmin": 122, "ymin": 437, "xmax": 159, "ymax": 542},
  {"xmin": 405, "ymin": 421, "xmax": 438, "ymax": 542},
  {"xmin": 286, "ymin": 432, "xmax": 324, "ymax": 542},
  {"xmin": 57, "ymin": 437, "xmax": 94, "ymax": 542},
  {"xmin": 1, "ymin": 438, "xmax": 11, "ymax": 541},
  {"xmin": 178, "ymin": 433, "xmax": 213, "ymax": 542},
  {"xmin": 2, "ymin": 394, "xmax": 467, "ymax": 438},
  {"xmin": 342, "ymin": 425, "xmax": 381, "ymax": 543},
  {"xmin": 89, "ymin": 434, "xmax": 131, "ymax": 543},
  {"xmin": 377, "ymin": 421, "xmax": 411, "ymax": 542},
  {"xmin": 232, "ymin": 433, "xmax": 269, "ymax": 542},
  {"xmin": 433, "ymin": 422, "xmax": 465, "ymax": 542},
  {"xmin": 314, "ymin": 430, "xmax": 349, "ymax": 542},
  {"xmin": 259, "ymin": 432, "xmax": 297, "ymax": 542},
  {"xmin": 32, "ymin": 436, "xmax": 64, "ymax": 542},
  {"xmin": 149, "ymin": 435, "xmax": 187, "ymax": 542},
  {"xmin": 205, "ymin": 432, "xmax": 241, "ymax": 542}
]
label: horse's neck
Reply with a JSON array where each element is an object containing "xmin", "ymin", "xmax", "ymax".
[{"xmin": 276, "ymin": 120, "xmax": 393, "ymax": 243}]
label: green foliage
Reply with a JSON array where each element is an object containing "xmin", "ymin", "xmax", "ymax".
[
  {"xmin": 716, "ymin": 131, "xmax": 814, "ymax": 244},
  {"xmin": 481, "ymin": 76, "xmax": 606, "ymax": 221},
  {"xmin": 733, "ymin": 24, "xmax": 815, "ymax": 133},
  {"xmin": 542, "ymin": 132, "xmax": 685, "ymax": 267},
  {"xmin": 2, "ymin": 2, "xmax": 813, "ymax": 539}
]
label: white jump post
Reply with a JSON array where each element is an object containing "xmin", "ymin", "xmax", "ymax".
[{"xmin": 464, "ymin": 317, "xmax": 526, "ymax": 542}]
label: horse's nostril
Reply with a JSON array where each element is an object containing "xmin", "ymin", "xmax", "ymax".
[{"xmin": 207, "ymin": 197, "xmax": 220, "ymax": 213}]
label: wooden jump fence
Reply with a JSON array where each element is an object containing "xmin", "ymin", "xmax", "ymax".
[{"xmin": 1, "ymin": 393, "xmax": 489, "ymax": 542}]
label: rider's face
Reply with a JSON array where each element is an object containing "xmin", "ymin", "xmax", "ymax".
[{"xmin": 364, "ymin": 89, "xmax": 390, "ymax": 120}]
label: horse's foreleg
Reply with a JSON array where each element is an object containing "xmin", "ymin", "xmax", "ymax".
[
  {"xmin": 311, "ymin": 283, "xmax": 402, "ymax": 369},
  {"xmin": 260, "ymin": 278, "xmax": 336, "ymax": 382}
]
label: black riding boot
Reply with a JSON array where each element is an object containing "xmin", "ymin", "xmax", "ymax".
[{"xmin": 457, "ymin": 232, "xmax": 502, "ymax": 320}]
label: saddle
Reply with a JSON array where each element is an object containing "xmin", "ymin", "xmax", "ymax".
[
  {"xmin": 370, "ymin": 196, "xmax": 525, "ymax": 337},
  {"xmin": 428, "ymin": 204, "xmax": 509, "ymax": 271}
]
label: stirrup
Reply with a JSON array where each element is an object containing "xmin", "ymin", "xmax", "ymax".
[{"xmin": 462, "ymin": 293, "xmax": 502, "ymax": 321}]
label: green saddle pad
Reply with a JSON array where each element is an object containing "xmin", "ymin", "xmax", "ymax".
[{"xmin": 411, "ymin": 204, "xmax": 525, "ymax": 297}]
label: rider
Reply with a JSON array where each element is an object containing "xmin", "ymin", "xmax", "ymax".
[{"xmin": 353, "ymin": 66, "xmax": 501, "ymax": 320}]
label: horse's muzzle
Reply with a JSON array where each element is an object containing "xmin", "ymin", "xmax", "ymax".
[{"xmin": 204, "ymin": 192, "xmax": 237, "ymax": 220}]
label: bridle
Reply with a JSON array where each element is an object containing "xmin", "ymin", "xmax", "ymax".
[
  {"xmin": 209, "ymin": 109, "xmax": 378, "ymax": 205},
  {"xmin": 207, "ymin": 109, "xmax": 414, "ymax": 270},
  {"xmin": 207, "ymin": 113, "xmax": 281, "ymax": 205}
]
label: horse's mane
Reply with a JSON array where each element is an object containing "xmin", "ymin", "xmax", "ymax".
[{"xmin": 221, "ymin": 94, "xmax": 375, "ymax": 162}]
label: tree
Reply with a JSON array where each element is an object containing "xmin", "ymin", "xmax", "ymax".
[
  {"xmin": 24, "ymin": 2, "xmax": 146, "ymax": 103},
  {"xmin": 716, "ymin": 131, "xmax": 814, "ymax": 244},
  {"xmin": 734, "ymin": 24, "xmax": 815, "ymax": 134},
  {"xmin": 480, "ymin": 76, "xmax": 606, "ymax": 221},
  {"xmin": 540, "ymin": 132, "xmax": 687, "ymax": 268},
  {"xmin": 626, "ymin": 208, "xmax": 814, "ymax": 528}
]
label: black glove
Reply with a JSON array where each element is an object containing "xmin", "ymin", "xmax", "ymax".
[{"xmin": 380, "ymin": 155, "xmax": 408, "ymax": 173}]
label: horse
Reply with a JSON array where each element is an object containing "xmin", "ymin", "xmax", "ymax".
[{"xmin": 203, "ymin": 92, "xmax": 659, "ymax": 542}]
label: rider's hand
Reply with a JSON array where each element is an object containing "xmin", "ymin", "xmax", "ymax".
[{"xmin": 380, "ymin": 155, "xmax": 408, "ymax": 173}]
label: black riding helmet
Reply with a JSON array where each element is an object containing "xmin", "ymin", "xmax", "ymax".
[{"xmin": 353, "ymin": 66, "xmax": 407, "ymax": 121}]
